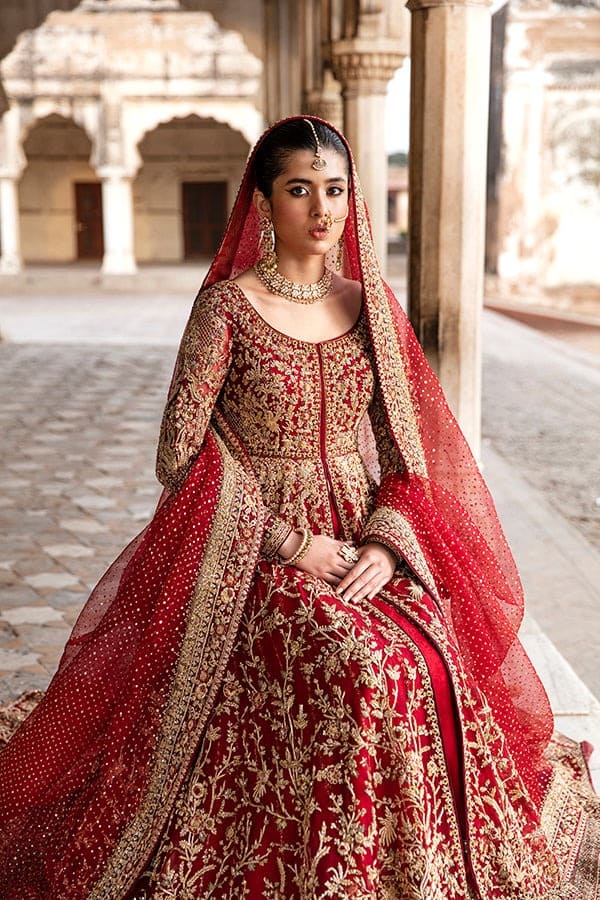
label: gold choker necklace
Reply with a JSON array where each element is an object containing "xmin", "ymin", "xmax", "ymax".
[{"xmin": 254, "ymin": 258, "xmax": 332, "ymax": 304}]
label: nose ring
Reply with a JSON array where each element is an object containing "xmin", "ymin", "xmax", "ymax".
[{"xmin": 321, "ymin": 211, "xmax": 333, "ymax": 231}]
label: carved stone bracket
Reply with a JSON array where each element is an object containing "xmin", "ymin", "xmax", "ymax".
[{"xmin": 331, "ymin": 39, "xmax": 406, "ymax": 95}]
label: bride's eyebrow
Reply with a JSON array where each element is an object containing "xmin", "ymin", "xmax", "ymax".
[{"xmin": 283, "ymin": 176, "xmax": 347, "ymax": 186}]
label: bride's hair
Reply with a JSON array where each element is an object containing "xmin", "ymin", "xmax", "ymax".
[{"xmin": 253, "ymin": 118, "xmax": 349, "ymax": 197}]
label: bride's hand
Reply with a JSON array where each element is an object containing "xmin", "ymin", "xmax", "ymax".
[
  {"xmin": 279, "ymin": 533, "xmax": 355, "ymax": 585},
  {"xmin": 336, "ymin": 542, "xmax": 397, "ymax": 602}
]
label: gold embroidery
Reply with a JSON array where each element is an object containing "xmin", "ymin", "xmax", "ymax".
[
  {"xmin": 350, "ymin": 170, "xmax": 428, "ymax": 479},
  {"xmin": 541, "ymin": 735, "xmax": 600, "ymax": 898},
  {"xmin": 139, "ymin": 570, "xmax": 564, "ymax": 898},
  {"xmin": 213, "ymin": 283, "xmax": 377, "ymax": 542},
  {"xmin": 362, "ymin": 505, "xmax": 437, "ymax": 599},
  {"xmin": 144, "ymin": 572, "xmax": 469, "ymax": 897},
  {"xmin": 156, "ymin": 285, "xmax": 233, "ymax": 493},
  {"xmin": 380, "ymin": 585, "xmax": 564, "ymax": 898},
  {"xmin": 368, "ymin": 378, "xmax": 404, "ymax": 478},
  {"xmin": 89, "ymin": 434, "xmax": 265, "ymax": 899}
]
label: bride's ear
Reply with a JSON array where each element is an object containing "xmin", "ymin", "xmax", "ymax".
[{"xmin": 253, "ymin": 189, "xmax": 272, "ymax": 219}]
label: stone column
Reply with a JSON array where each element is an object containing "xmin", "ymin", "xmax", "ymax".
[
  {"xmin": 0, "ymin": 174, "xmax": 22, "ymax": 274},
  {"xmin": 99, "ymin": 170, "xmax": 137, "ymax": 275},
  {"xmin": 406, "ymin": 0, "xmax": 492, "ymax": 458},
  {"xmin": 331, "ymin": 40, "xmax": 405, "ymax": 272},
  {"xmin": 304, "ymin": 69, "xmax": 344, "ymax": 132}
]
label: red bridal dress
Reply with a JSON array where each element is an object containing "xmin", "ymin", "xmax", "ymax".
[{"xmin": 0, "ymin": 117, "xmax": 598, "ymax": 899}]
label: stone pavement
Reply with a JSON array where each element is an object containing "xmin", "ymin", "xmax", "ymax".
[
  {"xmin": 0, "ymin": 342, "xmax": 170, "ymax": 700},
  {"xmin": 1, "ymin": 272, "xmax": 599, "ymax": 787}
]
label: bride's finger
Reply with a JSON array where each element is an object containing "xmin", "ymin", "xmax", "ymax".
[
  {"xmin": 330, "ymin": 561, "xmax": 352, "ymax": 578},
  {"xmin": 336, "ymin": 561, "xmax": 371, "ymax": 594},
  {"xmin": 343, "ymin": 569, "xmax": 379, "ymax": 602}
]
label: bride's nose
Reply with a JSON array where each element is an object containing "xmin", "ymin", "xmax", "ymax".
[{"xmin": 311, "ymin": 192, "xmax": 327, "ymax": 217}]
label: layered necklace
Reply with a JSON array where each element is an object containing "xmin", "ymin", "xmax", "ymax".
[{"xmin": 254, "ymin": 257, "xmax": 333, "ymax": 304}]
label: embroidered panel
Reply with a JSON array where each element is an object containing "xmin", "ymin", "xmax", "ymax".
[{"xmin": 134, "ymin": 568, "xmax": 564, "ymax": 899}]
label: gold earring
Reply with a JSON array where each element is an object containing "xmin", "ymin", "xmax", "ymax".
[
  {"xmin": 260, "ymin": 218, "xmax": 277, "ymax": 273},
  {"xmin": 336, "ymin": 238, "xmax": 344, "ymax": 272}
]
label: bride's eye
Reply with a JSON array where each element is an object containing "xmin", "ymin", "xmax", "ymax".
[
  {"xmin": 289, "ymin": 185, "xmax": 309, "ymax": 197},
  {"xmin": 327, "ymin": 186, "xmax": 345, "ymax": 197}
]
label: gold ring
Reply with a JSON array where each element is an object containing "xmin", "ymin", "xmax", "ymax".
[{"xmin": 339, "ymin": 543, "xmax": 359, "ymax": 565}]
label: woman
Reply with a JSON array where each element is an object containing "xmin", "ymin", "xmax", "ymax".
[{"xmin": 0, "ymin": 117, "xmax": 597, "ymax": 899}]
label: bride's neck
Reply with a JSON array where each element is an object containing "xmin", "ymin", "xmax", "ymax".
[{"xmin": 275, "ymin": 249, "xmax": 326, "ymax": 285}]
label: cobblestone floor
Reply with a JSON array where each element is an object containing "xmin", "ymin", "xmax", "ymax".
[
  {"xmin": 0, "ymin": 343, "xmax": 172, "ymax": 701},
  {"xmin": 482, "ymin": 313, "xmax": 600, "ymax": 554}
]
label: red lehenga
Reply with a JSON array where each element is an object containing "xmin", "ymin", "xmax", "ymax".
[{"xmin": 0, "ymin": 118, "xmax": 598, "ymax": 899}]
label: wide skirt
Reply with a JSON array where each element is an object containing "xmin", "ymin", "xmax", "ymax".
[{"xmin": 128, "ymin": 561, "xmax": 569, "ymax": 900}]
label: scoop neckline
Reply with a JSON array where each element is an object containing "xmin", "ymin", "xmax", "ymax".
[{"xmin": 226, "ymin": 279, "xmax": 364, "ymax": 347}]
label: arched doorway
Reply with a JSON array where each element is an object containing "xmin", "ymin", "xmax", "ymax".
[
  {"xmin": 19, "ymin": 114, "xmax": 99, "ymax": 263},
  {"xmin": 134, "ymin": 116, "xmax": 249, "ymax": 263}
]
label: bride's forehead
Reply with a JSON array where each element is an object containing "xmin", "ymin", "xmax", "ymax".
[{"xmin": 275, "ymin": 147, "xmax": 348, "ymax": 182}]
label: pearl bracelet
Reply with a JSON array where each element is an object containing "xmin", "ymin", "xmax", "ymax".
[{"xmin": 279, "ymin": 528, "xmax": 313, "ymax": 565}]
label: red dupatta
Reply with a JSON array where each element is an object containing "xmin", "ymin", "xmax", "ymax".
[
  {"xmin": 205, "ymin": 115, "xmax": 554, "ymax": 801},
  {"xmin": 0, "ymin": 116, "xmax": 553, "ymax": 899},
  {"xmin": 0, "ymin": 437, "xmax": 267, "ymax": 898}
]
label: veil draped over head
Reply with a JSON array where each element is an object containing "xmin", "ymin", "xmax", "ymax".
[
  {"xmin": 205, "ymin": 115, "xmax": 554, "ymax": 790},
  {"xmin": 0, "ymin": 116, "xmax": 553, "ymax": 900}
]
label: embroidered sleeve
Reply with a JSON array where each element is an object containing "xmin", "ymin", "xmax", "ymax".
[
  {"xmin": 156, "ymin": 287, "xmax": 232, "ymax": 493},
  {"xmin": 209, "ymin": 407, "xmax": 293, "ymax": 560}
]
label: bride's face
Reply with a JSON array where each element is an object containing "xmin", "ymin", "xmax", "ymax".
[{"xmin": 254, "ymin": 146, "xmax": 349, "ymax": 259}]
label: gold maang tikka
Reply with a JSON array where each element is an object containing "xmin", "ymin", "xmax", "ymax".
[{"xmin": 304, "ymin": 118, "xmax": 327, "ymax": 171}]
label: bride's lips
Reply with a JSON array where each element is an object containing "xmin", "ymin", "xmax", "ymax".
[{"xmin": 308, "ymin": 225, "xmax": 330, "ymax": 239}]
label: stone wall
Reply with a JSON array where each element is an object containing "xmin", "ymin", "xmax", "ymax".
[{"xmin": 497, "ymin": 0, "xmax": 600, "ymax": 291}]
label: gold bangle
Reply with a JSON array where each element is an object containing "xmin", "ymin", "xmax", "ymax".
[
  {"xmin": 279, "ymin": 528, "xmax": 313, "ymax": 566},
  {"xmin": 263, "ymin": 519, "xmax": 293, "ymax": 559}
]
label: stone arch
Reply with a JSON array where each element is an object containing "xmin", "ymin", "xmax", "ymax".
[
  {"xmin": 549, "ymin": 107, "xmax": 600, "ymax": 194},
  {"xmin": 19, "ymin": 113, "xmax": 103, "ymax": 263},
  {"xmin": 134, "ymin": 114, "xmax": 250, "ymax": 263},
  {"xmin": 544, "ymin": 107, "xmax": 600, "ymax": 286},
  {"xmin": 124, "ymin": 100, "xmax": 261, "ymax": 178},
  {"xmin": 18, "ymin": 101, "xmax": 98, "ymax": 156}
]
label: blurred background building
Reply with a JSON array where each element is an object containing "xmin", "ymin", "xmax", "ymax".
[{"xmin": 486, "ymin": 0, "xmax": 600, "ymax": 308}]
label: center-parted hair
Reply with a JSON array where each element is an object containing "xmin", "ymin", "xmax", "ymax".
[{"xmin": 252, "ymin": 119, "xmax": 350, "ymax": 198}]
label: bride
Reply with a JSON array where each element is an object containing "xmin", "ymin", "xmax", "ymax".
[{"xmin": 0, "ymin": 116, "xmax": 597, "ymax": 899}]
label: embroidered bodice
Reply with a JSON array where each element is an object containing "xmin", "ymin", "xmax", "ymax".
[
  {"xmin": 156, "ymin": 280, "xmax": 404, "ymax": 553},
  {"xmin": 215, "ymin": 284, "xmax": 376, "ymax": 541}
]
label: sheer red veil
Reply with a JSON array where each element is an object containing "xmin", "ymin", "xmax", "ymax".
[
  {"xmin": 206, "ymin": 114, "xmax": 553, "ymax": 792},
  {"xmin": 0, "ymin": 116, "xmax": 553, "ymax": 899}
]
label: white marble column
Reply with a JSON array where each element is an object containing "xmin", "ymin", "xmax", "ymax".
[
  {"xmin": 0, "ymin": 175, "xmax": 22, "ymax": 274},
  {"xmin": 406, "ymin": 0, "xmax": 492, "ymax": 459},
  {"xmin": 99, "ymin": 171, "xmax": 137, "ymax": 275},
  {"xmin": 331, "ymin": 41, "xmax": 405, "ymax": 273}
]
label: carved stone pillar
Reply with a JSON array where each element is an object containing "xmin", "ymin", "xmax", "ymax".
[
  {"xmin": 331, "ymin": 40, "xmax": 405, "ymax": 272},
  {"xmin": 407, "ymin": 0, "xmax": 492, "ymax": 458},
  {"xmin": 99, "ymin": 169, "xmax": 137, "ymax": 275},
  {"xmin": 304, "ymin": 69, "xmax": 343, "ymax": 132},
  {"xmin": 0, "ymin": 174, "xmax": 22, "ymax": 274},
  {"xmin": 0, "ymin": 106, "xmax": 25, "ymax": 275}
]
